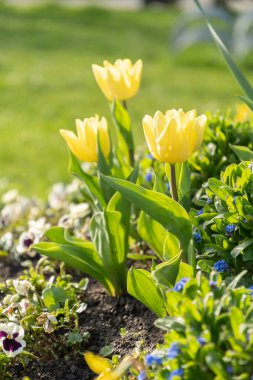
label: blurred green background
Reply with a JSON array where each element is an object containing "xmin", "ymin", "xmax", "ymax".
[{"xmin": 1, "ymin": 3, "xmax": 253, "ymax": 197}]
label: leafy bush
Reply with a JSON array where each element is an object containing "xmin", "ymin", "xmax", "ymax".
[
  {"xmin": 189, "ymin": 113, "xmax": 253, "ymax": 196},
  {"xmin": 193, "ymin": 161, "xmax": 253, "ymax": 280},
  {"xmin": 130, "ymin": 272, "xmax": 253, "ymax": 380}
]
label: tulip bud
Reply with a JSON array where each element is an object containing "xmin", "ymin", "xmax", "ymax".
[
  {"xmin": 143, "ymin": 109, "xmax": 207, "ymax": 164},
  {"xmin": 60, "ymin": 115, "xmax": 110, "ymax": 163},
  {"xmin": 92, "ymin": 59, "xmax": 142, "ymax": 101}
]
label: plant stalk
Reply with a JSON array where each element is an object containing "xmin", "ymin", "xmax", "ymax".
[
  {"xmin": 122, "ymin": 100, "xmax": 135, "ymax": 167},
  {"xmin": 170, "ymin": 164, "xmax": 178, "ymax": 202}
]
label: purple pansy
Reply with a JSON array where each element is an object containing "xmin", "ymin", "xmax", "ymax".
[{"xmin": 0, "ymin": 322, "xmax": 26, "ymax": 357}]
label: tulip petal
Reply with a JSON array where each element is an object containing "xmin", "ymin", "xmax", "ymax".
[
  {"xmin": 143, "ymin": 115, "xmax": 159, "ymax": 160},
  {"xmin": 92, "ymin": 64, "xmax": 113, "ymax": 101},
  {"xmin": 84, "ymin": 352, "xmax": 112, "ymax": 375}
]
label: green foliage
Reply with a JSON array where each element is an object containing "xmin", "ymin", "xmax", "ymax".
[
  {"xmin": 189, "ymin": 114, "xmax": 253, "ymax": 195},
  {"xmin": 193, "ymin": 161, "xmax": 253, "ymax": 279},
  {"xmin": 0, "ymin": 258, "xmax": 88, "ymax": 375},
  {"xmin": 132, "ymin": 272, "xmax": 253, "ymax": 380}
]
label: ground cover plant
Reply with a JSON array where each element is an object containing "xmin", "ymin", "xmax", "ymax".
[{"xmin": 2, "ymin": 0, "xmax": 253, "ymax": 379}]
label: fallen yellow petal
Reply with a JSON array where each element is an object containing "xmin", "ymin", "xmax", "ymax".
[{"xmin": 84, "ymin": 352, "xmax": 112, "ymax": 375}]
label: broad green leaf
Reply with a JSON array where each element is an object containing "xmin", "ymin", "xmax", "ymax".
[
  {"xmin": 137, "ymin": 212, "xmax": 167, "ymax": 260},
  {"xmin": 163, "ymin": 232, "xmax": 180, "ymax": 261},
  {"xmin": 127, "ymin": 267, "xmax": 166, "ymax": 317},
  {"xmin": 45, "ymin": 226, "xmax": 68, "ymax": 244},
  {"xmin": 177, "ymin": 261, "xmax": 194, "ymax": 280},
  {"xmin": 42, "ymin": 286, "xmax": 70, "ymax": 312},
  {"xmin": 127, "ymin": 253, "xmax": 154, "ymax": 260},
  {"xmin": 229, "ymin": 144, "xmax": 253, "ymax": 161},
  {"xmin": 205, "ymin": 350, "xmax": 229, "ymax": 378},
  {"xmin": 165, "ymin": 291, "xmax": 183, "ymax": 317},
  {"xmin": 208, "ymin": 178, "xmax": 232, "ymax": 200},
  {"xmin": 153, "ymin": 174, "xmax": 167, "ymax": 193},
  {"xmin": 152, "ymin": 253, "xmax": 181, "ymax": 288},
  {"xmin": 231, "ymin": 238, "xmax": 253, "ymax": 258},
  {"xmin": 230, "ymin": 306, "xmax": 245, "ymax": 341},
  {"xmin": 68, "ymin": 150, "xmax": 105, "ymax": 209},
  {"xmin": 112, "ymin": 100, "xmax": 134, "ymax": 166},
  {"xmin": 97, "ymin": 132, "xmax": 114, "ymax": 202},
  {"xmin": 177, "ymin": 162, "xmax": 191, "ymax": 211},
  {"xmin": 33, "ymin": 241, "xmax": 114, "ymax": 295},
  {"xmin": 101, "ymin": 175, "xmax": 192, "ymax": 258},
  {"xmin": 194, "ymin": 0, "xmax": 253, "ymax": 106},
  {"xmin": 90, "ymin": 210, "xmax": 127, "ymax": 296}
]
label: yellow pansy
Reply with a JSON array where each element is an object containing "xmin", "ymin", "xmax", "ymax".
[
  {"xmin": 92, "ymin": 59, "xmax": 143, "ymax": 101},
  {"xmin": 60, "ymin": 115, "xmax": 110, "ymax": 163},
  {"xmin": 143, "ymin": 109, "xmax": 207, "ymax": 164}
]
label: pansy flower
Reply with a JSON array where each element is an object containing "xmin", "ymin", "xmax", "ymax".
[{"xmin": 0, "ymin": 322, "xmax": 26, "ymax": 357}]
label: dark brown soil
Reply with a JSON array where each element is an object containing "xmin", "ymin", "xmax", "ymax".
[{"xmin": 1, "ymin": 259, "xmax": 163, "ymax": 380}]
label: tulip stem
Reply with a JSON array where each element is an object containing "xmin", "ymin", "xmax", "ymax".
[
  {"xmin": 121, "ymin": 100, "xmax": 135, "ymax": 167},
  {"xmin": 170, "ymin": 164, "xmax": 178, "ymax": 202}
]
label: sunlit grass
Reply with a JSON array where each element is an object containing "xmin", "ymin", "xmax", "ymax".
[{"xmin": 0, "ymin": 4, "xmax": 253, "ymax": 197}]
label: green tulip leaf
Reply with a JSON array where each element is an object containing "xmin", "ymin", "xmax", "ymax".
[
  {"xmin": 152, "ymin": 253, "xmax": 182, "ymax": 288},
  {"xmin": 101, "ymin": 175, "xmax": 192, "ymax": 257},
  {"xmin": 68, "ymin": 150, "xmax": 105, "ymax": 209},
  {"xmin": 229, "ymin": 144, "xmax": 253, "ymax": 162},
  {"xmin": 33, "ymin": 240, "xmax": 114, "ymax": 295},
  {"xmin": 127, "ymin": 267, "xmax": 167, "ymax": 317}
]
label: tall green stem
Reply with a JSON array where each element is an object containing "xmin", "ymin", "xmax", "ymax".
[
  {"xmin": 121, "ymin": 100, "xmax": 135, "ymax": 167},
  {"xmin": 170, "ymin": 164, "xmax": 178, "ymax": 202}
]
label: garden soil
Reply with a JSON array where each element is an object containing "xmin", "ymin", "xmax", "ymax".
[{"xmin": 0, "ymin": 259, "xmax": 163, "ymax": 380}]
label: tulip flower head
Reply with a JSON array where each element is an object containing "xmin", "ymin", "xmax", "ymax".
[
  {"xmin": 60, "ymin": 115, "xmax": 110, "ymax": 163},
  {"xmin": 143, "ymin": 109, "xmax": 207, "ymax": 164},
  {"xmin": 92, "ymin": 59, "xmax": 143, "ymax": 101}
]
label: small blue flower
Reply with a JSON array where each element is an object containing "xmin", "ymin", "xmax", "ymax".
[
  {"xmin": 213, "ymin": 260, "xmax": 230, "ymax": 273},
  {"xmin": 248, "ymin": 285, "xmax": 253, "ymax": 296},
  {"xmin": 138, "ymin": 370, "xmax": 146, "ymax": 380},
  {"xmin": 209, "ymin": 280, "xmax": 218, "ymax": 289},
  {"xmin": 145, "ymin": 353, "xmax": 162, "ymax": 366},
  {"xmin": 197, "ymin": 209, "xmax": 204, "ymax": 216},
  {"xmin": 226, "ymin": 365, "xmax": 233, "ymax": 374},
  {"xmin": 197, "ymin": 337, "xmax": 206, "ymax": 346},
  {"xmin": 146, "ymin": 153, "xmax": 154, "ymax": 160},
  {"xmin": 166, "ymin": 182, "xmax": 170, "ymax": 192},
  {"xmin": 145, "ymin": 172, "xmax": 153, "ymax": 183},
  {"xmin": 225, "ymin": 224, "xmax": 236, "ymax": 237},
  {"xmin": 168, "ymin": 368, "xmax": 184, "ymax": 380},
  {"xmin": 167, "ymin": 343, "xmax": 180, "ymax": 359},
  {"xmin": 206, "ymin": 197, "xmax": 212, "ymax": 204},
  {"xmin": 193, "ymin": 232, "xmax": 201, "ymax": 244},
  {"xmin": 173, "ymin": 278, "xmax": 189, "ymax": 292}
]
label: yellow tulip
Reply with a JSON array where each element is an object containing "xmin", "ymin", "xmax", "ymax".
[
  {"xmin": 92, "ymin": 59, "xmax": 143, "ymax": 101},
  {"xmin": 60, "ymin": 115, "xmax": 110, "ymax": 163},
  {"xmin": 143, "ymin": 109, "xmax": 207, "ymax": 164}
]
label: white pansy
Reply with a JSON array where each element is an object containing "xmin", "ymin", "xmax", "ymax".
[
  {"xmin": 13, "ymin": 280, "xmax": 32, "ymax": 296},
  {"xmin": 0, "ymin": 322, "xmax": 26, "ymax": 357}
]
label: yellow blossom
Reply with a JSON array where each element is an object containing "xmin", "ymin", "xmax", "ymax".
[
  {"xmin": 92, "ymin": 59, "xmax": 142, "ymax": 101},
  {"xmin": 143, "ymin": 109, "xmax": 207, "ymax": 164},
  {"xmin": 60, "ymin": 115, "xmax": 110, "ymax": 163},
  {"xmin": 84, "ymin": 352, "xmax": 112, "ymax": 375},
  {"xmin": 235, "ymin": 104, "xmax": 252, "ymax": 123}
]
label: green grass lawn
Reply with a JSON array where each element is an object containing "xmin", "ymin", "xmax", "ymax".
[{"xmin": 1, "ymin": 4, "xmax": 253, "ymax": 198}]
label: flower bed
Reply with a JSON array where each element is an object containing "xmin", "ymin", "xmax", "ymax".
[{"xmin": 2, "ymin": 2, "xmax": 253, "ymax": 378}]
